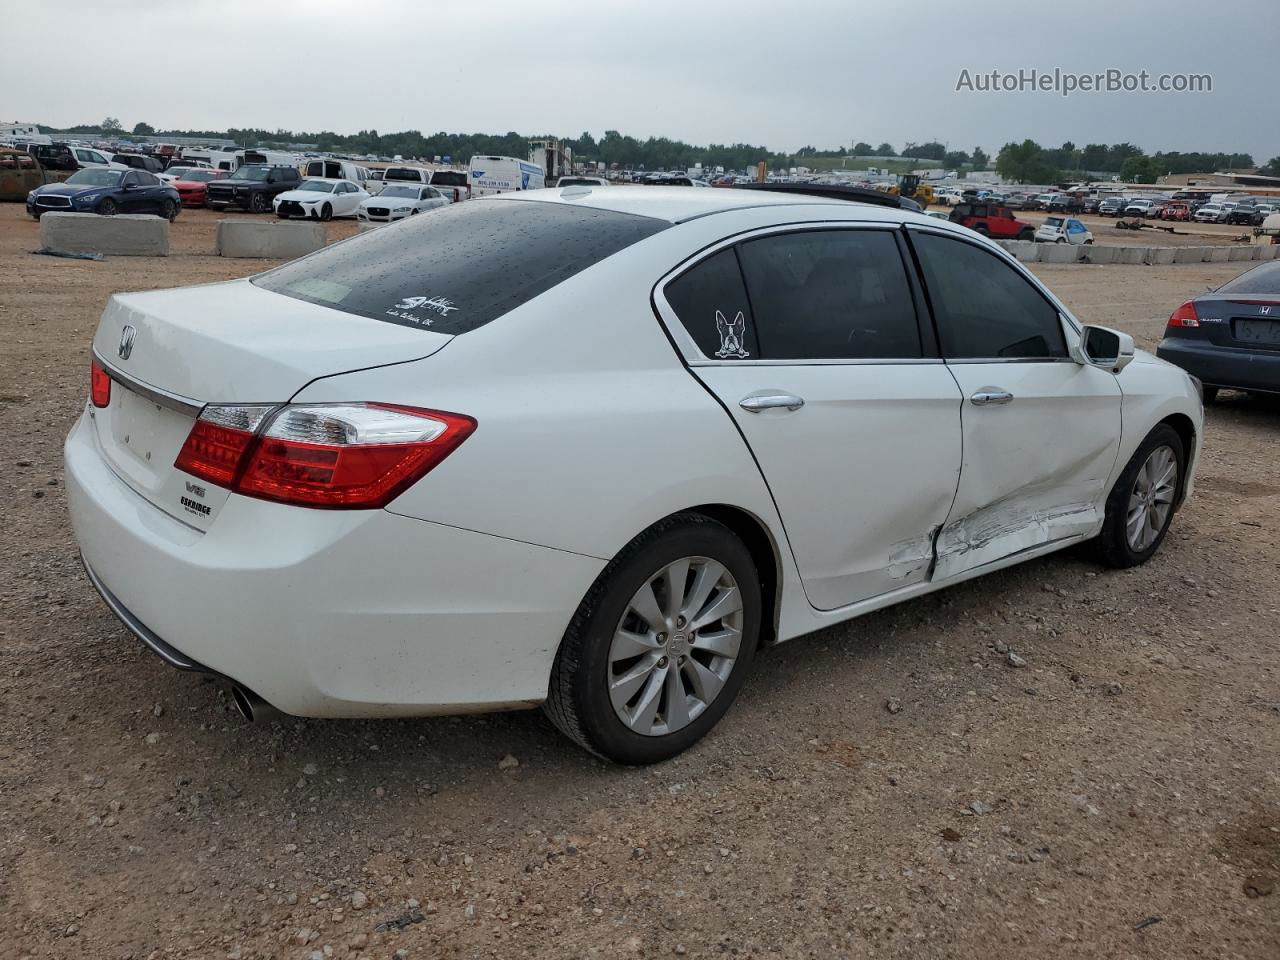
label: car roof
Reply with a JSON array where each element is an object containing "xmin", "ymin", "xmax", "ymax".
[{"xmin": 496, "ymin": 185, "xmax": 920, "ymax": 225}]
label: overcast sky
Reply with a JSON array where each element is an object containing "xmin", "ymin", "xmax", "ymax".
[{"xmin": 5, "ymin": 0, "xmax": 1276, "ymax": 161}]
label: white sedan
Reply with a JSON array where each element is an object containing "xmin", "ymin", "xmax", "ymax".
[
  {"xmin": 356, "ymin": 184, "xmax": 449, "ymax": 223},
  {"xmin": 66, "ymin": 187, "xmax": 1203, "ymax": 764},
  {"xmin": 273, "ymin": 178, "xmax": 368, "ymax": 220}
]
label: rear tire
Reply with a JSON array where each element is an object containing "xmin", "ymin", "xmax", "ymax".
[
  {"xmin": 1017, "ymin": 228, "xmax": 1034, "ymax": 241},
  {"xmin": 1095, "ymin": 424, "xmax": 1185, "ymax": 569},
  {"xmin": 161, "ymin": 199, "xmax": 177, "ymax": 222},
  {"xmin": 544, "ymin": 513, "xmax": 761, "ymax": 764}
]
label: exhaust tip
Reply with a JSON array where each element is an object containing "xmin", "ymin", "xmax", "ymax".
[{"xmin": 231, "ymin": 684, "xmax": 282, "ymax": 724}]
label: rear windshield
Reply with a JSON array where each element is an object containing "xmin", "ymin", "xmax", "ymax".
[
  {"xmin": 1216, "ymin": 261, "xmax": 1280, "ymax": 295},
  {"xmin": 430, "ymin": 171, "xmax": 467, "ymax": 186},
  {"xmin": 253, "ymin": 198, "xmax": 668, "ymax": 335},
  {"xmin": 384, "ymin": 167, "xmax": 424, "ymax": 181}
]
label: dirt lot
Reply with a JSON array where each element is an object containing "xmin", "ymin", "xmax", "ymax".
[{"xmin": 1, "ymin": 203, "xmax": 1277, "ymax": 960}]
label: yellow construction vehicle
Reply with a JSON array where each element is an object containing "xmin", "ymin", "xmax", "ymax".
[{"xmin": 884, "ymin": 174, "xmax": 935, "ymax": 208}]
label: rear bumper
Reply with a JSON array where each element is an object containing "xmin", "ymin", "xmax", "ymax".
[
  {"xmin": 65, "ymin": 408, "xmax": 604, "ymax": 718},
  {"xmin": 1156, "ymin": 339, "xmax": 1280, "ymax": 394}
]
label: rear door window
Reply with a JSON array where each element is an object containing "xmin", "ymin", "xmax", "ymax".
[
  {"xmin": 254, "ymin": 199, "xmax": 668, "ymax": 335},
  {"xmin": 736, "ymin": 230, "xmax": 922, "ymax": 360},
  {"xmin": 663, "ymin": 248, "xmax": 758, "ymax": 360}
]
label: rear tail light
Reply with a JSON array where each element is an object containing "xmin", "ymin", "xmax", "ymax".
[
  {"xmin": 174, "ymin": 405, "xmax": 275, "ymax": 487},
  {"xmin": 1166, "ymin": 300, "xmax": 1200, "ymax": 330},
  {"xmin": 90, "ymin": 358, "xmax": 111, "ymax": 408},
  {"xmin": 174, "ymin": 403, "xmax": 475, "ymax": 509}
]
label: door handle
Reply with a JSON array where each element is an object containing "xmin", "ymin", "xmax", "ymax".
[
  {"xmin": 969, "ymin": 389, "xmax": 1013, "ymax": 406},
  {"xmin": 739, "ymin": 393, "xmax": 805, "ymax": 413}
]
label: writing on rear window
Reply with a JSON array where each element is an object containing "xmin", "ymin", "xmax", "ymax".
[{"xmin": 385, "ymin": 295, "xmax": 460, "ymax": 327}]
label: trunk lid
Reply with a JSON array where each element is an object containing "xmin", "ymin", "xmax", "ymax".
[
  {"xmin": 1195, "ymin": 295, "xmax": 1280, "ymax": 352},
  {"xmin": 90, "ymin": 279, "xmax": 452, "ymax": 529}
]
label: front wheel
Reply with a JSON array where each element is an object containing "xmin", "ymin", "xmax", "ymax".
[
  {"xmin": 544, "ymin": 514, "xmax": 761, "ymax": 764},
  {"xmin": 1056, "ymin": 237, "xmax": 1067, "ymax": 244},
  {"xmin": 250, "ymin": 192, "xmax": 269, "ymax": 213},
  {"xmin": 98, "ymin": 198, "xmax": 118, "ymax": 216},
  {"xmin": 1095, "ymin": 424, "xmax": 1185, "ymax": 568},
  {"xmin": 319, "ymin": 203, "xmax": 333, "ymax": 222}
]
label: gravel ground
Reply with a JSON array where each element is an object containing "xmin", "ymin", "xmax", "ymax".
[{"xmin": 1, "ymin": 203, "xmax": 1277, "ymax": 960}]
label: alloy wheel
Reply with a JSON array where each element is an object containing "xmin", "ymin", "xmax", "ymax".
[
  {"xmin": 1126, "ymin": 445, "xmax": 1178, "ymax": 551},
  {"xmin": 607, "ymin": 556, "xmax": 744, "ymax": 737}
]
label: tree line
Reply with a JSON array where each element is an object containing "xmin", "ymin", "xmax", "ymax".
[
  {"xmin": 994, "ymin": 139, "xmax": 1263, "ymax": 184},
  {"xmin": 42, "ymin": 120, "xmax": 1275, "ymax": 179}
]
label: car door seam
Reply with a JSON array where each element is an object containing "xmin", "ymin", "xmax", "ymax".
[{"xmin": 645, "ymin": 287, "xmax": 812, "ymax": 607}]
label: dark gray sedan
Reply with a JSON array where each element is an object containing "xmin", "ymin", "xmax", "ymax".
[{"xmin": 1157, "ymin": 259, "xmax": 1280, "ymax": 401}]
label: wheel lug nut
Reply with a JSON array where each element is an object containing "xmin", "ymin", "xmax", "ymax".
[
  {"xmin": 658, "ymin": 657, "xmax": 668, "ymax": 667},
  {"xmin": 676, "ymin": 616, "xmax": 686, "ymax": 628},
  {"xmin": 657, "ymin": 633, "xmax": 667, "ymax": 643}
]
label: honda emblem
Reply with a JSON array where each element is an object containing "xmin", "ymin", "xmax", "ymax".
[
  {"xmin": 118, "ymin": 325, "xmax": 136, "ymax": 360},
  {"xmin": 1261, "ymin": 306, "xmax": 1272, "ymax": 316}
]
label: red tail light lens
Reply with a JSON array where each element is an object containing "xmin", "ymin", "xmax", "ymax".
[
  {"xmin": 1166, "ymin": 300, "xmax": 1200, "ymax": 330},
  {"xmin": 90, "ymin": 358, "xmax": 112, "ymax": 408},
  {"xmin": 174, "ymin": 403, "xmax": 475, "ymax": 509},
  {"xmin": 174, "ymin": 405, "xmax": 273, "ymax": 487}
]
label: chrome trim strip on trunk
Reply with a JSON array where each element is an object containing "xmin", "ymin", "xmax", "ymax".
[{"xmin": 92, "ymin": 350, "xmax": 204, "ymax": 418}]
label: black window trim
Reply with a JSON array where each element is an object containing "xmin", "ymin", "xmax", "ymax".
[
  {"xmin": 904, "ymin": 224, "xmax": 1081, "ymax": 364},
  {"xmin": 653, "ymin": 221, "xmax": 945, "ymax": 367}
]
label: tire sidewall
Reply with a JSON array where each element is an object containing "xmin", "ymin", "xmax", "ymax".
[
  {"xmin": 570, "ymin": 521, "xmax": 761, "ymax": 764},
  {"xmin": 1103, "ymin": 424, "xmax": 1186, "ymax": 566}
]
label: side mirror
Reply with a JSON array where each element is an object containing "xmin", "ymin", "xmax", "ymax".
[{"xmin": 1071, "ymin": 324, "xmax": 1135, "ymax": 373}]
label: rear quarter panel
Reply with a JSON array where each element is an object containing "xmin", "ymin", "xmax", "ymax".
[{"xmin": 290, "ymin": 209, "xmax": 805, "ymax": 566}]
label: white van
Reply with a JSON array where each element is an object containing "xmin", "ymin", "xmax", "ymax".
[
  {"xmin": 468, "ymin": 155, "xmax": 545, "ymax": 196},
  {"xmin": 184, "ymin": 149, "xmax": 305, "ymax": 173},
  {"xmin": 303, "ymin": 158, "xmax": 372, "ymax": 190}
]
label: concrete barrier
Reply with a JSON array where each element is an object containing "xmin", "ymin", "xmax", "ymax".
[
  {"xmin": 1228, "ymin": 245, "xmax": 1255, "ymax": 261},
  {"xmin": 1204, "ymin": 247, "xmax": 1231, "ymax": 262},
  {"xmin": 1173, "ymin": 246, "xmax": 1210, "ymax": 264},
  {"xmin": 1080, "ymin": 245, "xmax": 1116, "ymax": 264},
  {"xmin": 1001, "ymin": 240, "xmax": 1039, "ymax": 262},
  {"xmin": 1146, "ymin": 247, "xmax": 1176, "ymax": 265},
  {"xmin": 1039, "ymin": 243, "xmax": 1082, "ymax": 263},
  {"xmin": 1257, "ymin": 244, "xmax": 1280, "ymax": 260},
  {"xmin": 1116, "ymin": 246, "xmax": 1150, "ymax": 264},
  {"xmin": 39, "ymin": 212, "xmax": 168, "ymax": 257},
  {"xmin": 216, "ymin": 220, "xmax": 326, "ymax": 259}
]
